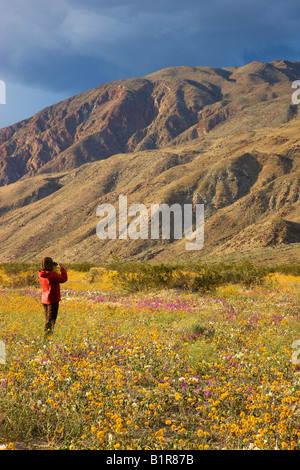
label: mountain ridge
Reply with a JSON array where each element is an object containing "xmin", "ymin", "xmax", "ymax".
[
  {"xmin": 0, "ymin": 60, "xmax": 299, "ymax": 263},
  {"xmin": 0, "ymin": 119, "xmax": 299, "ymax": 264},
  {"xmin": 0, "ymin": 60, "xmax": 299, "ymax": 185}
]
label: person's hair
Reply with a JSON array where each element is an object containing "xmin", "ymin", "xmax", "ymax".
[{"xmin": 41, "ymin": 257, "xmax": 54, "ymax": 271}]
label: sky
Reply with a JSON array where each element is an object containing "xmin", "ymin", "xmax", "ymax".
[{"xmin": 1, "ymin": 0, "xmax": 300, "ymax": 129}]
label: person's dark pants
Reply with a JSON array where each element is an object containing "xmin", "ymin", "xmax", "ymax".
[{"xmin": 42, "ymin": 302, "xmax": 59, "ymax": 336}]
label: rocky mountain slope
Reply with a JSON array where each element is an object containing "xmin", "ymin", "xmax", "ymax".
[
  {"xmin": 0, "ymin": 60, "xmax": 299, "ymax": 263},
  {"xmin": 0, "ymin": 115, "xmax": 299, "ymax": 264},
  {"xmin": 0, "ymin": 60, "xmax": 299, "ymax": 185}
]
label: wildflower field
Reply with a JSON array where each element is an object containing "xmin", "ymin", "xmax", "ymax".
[{"xmin": 0, "ymin": 264, "xmax": 299, "ymax": 450}]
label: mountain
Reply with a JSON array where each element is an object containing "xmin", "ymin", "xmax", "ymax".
[
  {"xmin": 1, "ymin": 59, "xmax": 300, "ymax": 186},
  {"xmin": 0, "ymin": 60, "xmax": 299, "ymax": 264}
]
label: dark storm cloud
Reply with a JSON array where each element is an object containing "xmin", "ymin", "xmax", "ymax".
[
  {"xmin": 4, "ymin": 49, "xmax": 129, "ymax": 94},
  {"xmin": 2, "ymin": 0, "xmax": 300, "ymax": 95}
]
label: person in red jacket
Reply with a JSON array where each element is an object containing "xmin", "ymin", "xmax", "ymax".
[{"xmin": 38, "ymin": 257, "xmax": 68, "ymax": 337}]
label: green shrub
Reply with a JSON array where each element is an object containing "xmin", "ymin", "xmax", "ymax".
[
  {"xmin": 214, "ymin": 260, "xmax": 268, "ymax": 287},
  {"xmin": 104, "ymin": 258, "xmax": 268, "ymax": 292},
  {"xmin": 84, "ymin": 268, "xmax": 102, "ymax": 283},
  {"xmin": 269, "ymin": 263, "xmax": 300, "ymax": 276},
  {"xmin": 67, "ymin": 262, "xmax": 95, "ymax": 272},
  {"xmin": 0, "ymin": 262, "xmax": 32, "ymax": 275},
  {"xmin": 105, "ymin": 257, "xmax": 185, "ymax": 292},
  {"xmin": 9, "ymin": 271, "xmax": 40, "ymax": 288}
]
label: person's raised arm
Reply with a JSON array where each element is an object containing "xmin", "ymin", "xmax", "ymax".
[{"xmin": 50, "ymin": 263, "xmax": 68, "ymax": 283}]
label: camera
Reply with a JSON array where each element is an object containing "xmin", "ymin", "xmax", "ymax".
[{"xmin": 53, "ymin": 262, "xmax": 58, "ymax": 267}]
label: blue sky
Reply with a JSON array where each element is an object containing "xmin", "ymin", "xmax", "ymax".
[{"xmin": 1, "ymin": 0, "xmax": 300, "ymax": 129}]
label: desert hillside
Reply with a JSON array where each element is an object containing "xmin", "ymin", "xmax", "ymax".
[
  {"xmin": 0, "ymin": 60, "xmax": 299, "ymax": 185},
  {"xmin": 0, "ymin": 60, "xmax": 299, "ymax": 263}
]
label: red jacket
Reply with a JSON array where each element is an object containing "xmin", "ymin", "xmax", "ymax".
[{"xmin": 38, "ymin": 267, "xmax": 68, "ymax": 304}]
